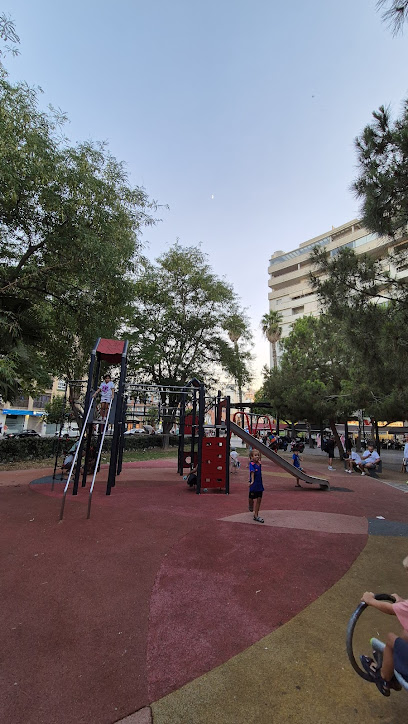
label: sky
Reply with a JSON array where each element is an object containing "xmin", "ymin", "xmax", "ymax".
[{"xmin": 5, "ymin": 0, "xmax": 408, "ymax": 385}]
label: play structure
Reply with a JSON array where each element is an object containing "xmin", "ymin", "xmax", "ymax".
[
  {"xmin": 347, "ymin": 593, "xmax": 408, "ymax": 692},
  {"xmin": 232, "ymin": 411, "xmax": 275, "ymax": 436},
  {"xmin": 229, "ymin": 422, "xmax": 329, "ymax": 490},
  {"xmin": 58, "ymin": 338, "xmax": 128, "ymax": 519},
  {"xmin": 53, "ymin": 337, "xmax": 329, "ymax": 519}
]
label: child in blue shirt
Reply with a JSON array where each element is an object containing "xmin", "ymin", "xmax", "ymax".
[
  {"xmin": 248, "ymin": 449, "xmax": 264, "ymax": 523},
  {"xmin": 292, "ymin": 447, "xmax": 304, "ymax": 472}
]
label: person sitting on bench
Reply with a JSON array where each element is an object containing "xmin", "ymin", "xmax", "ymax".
[
  {"xmin": 358, "ymin": 443, "xmax": 381, "ymax": 476},
  {"xmin": 344, "ymin": 445, "xmax": 362, "ymax": 473}
]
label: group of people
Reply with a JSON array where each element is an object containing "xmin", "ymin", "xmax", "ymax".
[
  {"xmin": 344, "ymin": 442, "xmax": 381, "ymax": 475},
  {"xmin": 320, "ymin": 434, "xmax": 382, "ymax": 475}
]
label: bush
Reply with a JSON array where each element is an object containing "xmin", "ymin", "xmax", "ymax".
[
  {"xmin": 0, "ymin": 436, "xmax": 60, "ymax": 463},
  {"xmin": 0, "ymin": 433, "xmax": 179, "ymax": 464}
]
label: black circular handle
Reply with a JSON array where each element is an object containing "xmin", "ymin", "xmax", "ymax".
[{"xmin": 346, "ymin": 594, "xmax": 396, "ymax": 680}]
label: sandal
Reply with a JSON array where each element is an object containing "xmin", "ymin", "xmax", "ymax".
[
  {"xmin": 253, "ymin": 516, "xmax": 264, "ymax": 523},
  {"xmin": 375, "ymin": 677, "xmax": 391, "ymax": 697},
  {"xmin": 360, "ymin": 655, "xmax": 379, "ymax": 681},
  {"xmin": 368, "ymin": 652, "xmax": 401, "ymax": 692}
]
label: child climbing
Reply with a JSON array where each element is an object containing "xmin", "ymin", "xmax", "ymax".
[{"xmin": 92, "ymin": 373, "xmax": 115, "ymax": 422}]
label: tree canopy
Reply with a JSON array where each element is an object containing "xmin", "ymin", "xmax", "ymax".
[
  {"xmin": 354, "ymin": 102, "xmax": 408, "ymax": 238},
  {"xmin": 310, "ymin": 246, "xmax": 408, "ymax": 424},
  {"xmin": 259, "ymin": 314, "xmax": 353, "ymax": 447},
  {"xmin": 127, "ymin": 244, "xmax": 252, "ymax": 429},
  {"xmin": 0, "ymin": 70, "xmax": 157, "ymax": 398}
]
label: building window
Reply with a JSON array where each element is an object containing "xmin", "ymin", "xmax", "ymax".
[
  {"xmin": 11, "ymin": 395, "xmax": 29, "ymax": 408},
  {"xmin": 292, "ymin": 306, "xmax": 304, "ymax": 315},
  {"xmin": 33, "ymin": 394, "xmax": 51, "ymax": 409}
]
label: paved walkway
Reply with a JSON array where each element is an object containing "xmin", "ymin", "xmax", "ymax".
[{"xmin": 1, "ymin": 453, "xmax": 407, "ymax": 723}]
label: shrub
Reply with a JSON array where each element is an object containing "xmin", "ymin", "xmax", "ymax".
[{"xmin": 0, "ymin": 433, "xmax": 179, "ymax": 464}]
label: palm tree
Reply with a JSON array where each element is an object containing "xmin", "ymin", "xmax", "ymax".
[
  {"xmin": 226, "ymin": 314, "xmax": 247, "ymax": 403},
  {"xmin": 261, "ymin": 310, "xmax": 282, "ymax": 369}
]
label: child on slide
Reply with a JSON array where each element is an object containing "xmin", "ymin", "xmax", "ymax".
[
  {"xmin": 360, "ymin": 555, "xmax": 408, "ymax": 696},
  {"xmin": 248, "ymin": 449, "xmax": 264, "ymax": 523}
]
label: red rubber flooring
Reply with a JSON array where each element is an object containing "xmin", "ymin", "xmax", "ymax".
[{"xmin": 1, "ymin": 457, "xmax": 408, "ymax": 724}]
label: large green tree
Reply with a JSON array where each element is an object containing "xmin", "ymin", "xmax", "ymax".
[
  {"xmin": 310, "ymin": 246, "xmax": 408, "ymax": 427},
  {"xmin": 0, "ymin": 70, "xmax": 157, "ymax": 398},
  {"xmin": 354, "ymin": 102, "xmax": 408, "ymax": 238},
  {"xmin": 127, "ymin": 244, "xmax": 252, "ymax": 431},
  {"xmin": 258, "ymin": 315, "xmax": 355, "ymax": 451}
]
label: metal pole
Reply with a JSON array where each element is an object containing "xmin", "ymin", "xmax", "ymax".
[
  {"xmin": 190, "ymin": 390, "xmax": 197, "ymax": 469},
  {"xmin": 106, "ymin": 340, "xmax": 128, "ymax": 494},
  {"xmin": 52, "ymin": 382, "xmax": 68, "ymax": 490},
  {"xmin": 196, "ymin": 383, "xmax": 205, "ymax": 494},
  {"xmin": 117, "ymin": 395, "xmax": 127, "ymax": 475},
  {"xmin": 178, "ymin": 392, "xmax": 186, "ymax": 475},
  {"xmin": 225, "ymin": 396, "xmax": 230, "ymax": 494},
  {"xmin": 73, "ymin": 341, "xmax": 99, "ymax": 496}
]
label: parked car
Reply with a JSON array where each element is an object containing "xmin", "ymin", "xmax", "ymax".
[
  {"xmin": 5, "ymin": 430, "xmax": 42, "ymax": 439},
  {"xmin": 124, "ymin": 428, "xmax": 147, "ymax": 436}
]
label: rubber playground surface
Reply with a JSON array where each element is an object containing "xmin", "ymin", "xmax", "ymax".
[{"xmin": 1, "ymin": 453, "xmax": 408, "ymax": 724}]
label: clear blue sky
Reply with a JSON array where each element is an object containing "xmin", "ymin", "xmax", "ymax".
[{"xmin": 5, "ymin": 0, "xmax": 408, "ymax": 384}]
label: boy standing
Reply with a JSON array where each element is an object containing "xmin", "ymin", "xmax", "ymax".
[{"xmin": 248, "ymin": 449, "xmax": 264, "ymax": 523}]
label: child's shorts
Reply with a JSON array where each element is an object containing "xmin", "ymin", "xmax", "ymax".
[
  {"xmin": 249, "ymin": 490, "xmax": 263, "ymax": 499},
  {"xmin": 394, "ymin": 637, "xmax": 408, "ymax": 679}
]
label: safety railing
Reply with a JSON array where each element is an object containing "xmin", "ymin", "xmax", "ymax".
[
  {"xmin": 59, "ymin": 399, "xmax": 95, "ymax": 520},
  {"xmin": 86, "ymin": 397, "xmax": 114, "ymax": 519}
]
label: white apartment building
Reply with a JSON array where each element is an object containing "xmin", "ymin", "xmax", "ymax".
[{"xmin": 268, "ymin": 219, "xmax": 407, "ymax": 366}]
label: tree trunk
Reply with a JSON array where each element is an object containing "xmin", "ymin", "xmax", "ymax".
[
  {"xmin": 356, "ymin": 428, "xmax": 362, "ymax": 453},
  {"xmin": 373, "ymin": 419, "xmax": 381, "ymax": 454},
  {"xmin": 69, "ymin": 383, "xmax": 85, "ymax": 431},
  {"xmin": 307, "ymin": 422, "xmax": 313, "ymax": 448},
  {"xmin": 329, "ymin": 418, "xmax": 344, "ymax": 458},
  {"xmin": 272, "ymin": 342, "xmax": 278, "ymax": 369}
]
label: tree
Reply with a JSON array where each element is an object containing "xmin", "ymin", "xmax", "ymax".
[
  {"xmin": 127, "ymin": 244, "xmax": 252, "ymax": 432},
  {"xmin": 225, "ymin": 312, "xmax": 251, "ymax": 403},
  {"xmin": 377, "ymin": 1, "xmax": 408, "ymax": 34},
  {"xmin": 310, "ymin": 246, "xmax": 408, "ymax": 428},
  {"xmin": 0, "ymin": 13, "xmax": 20, "ymax": 62},
  {"xmin": 44, "ymin": 394, "xmax": 70, "ymax": 425},
  {"xmin": 354, "ymin": 102, "xmax": 408, "ymax": 238},
  {"xmin": 258, "ymin": 315, "xmax": 355, "ymax": 451},
  {"xmin": 0, "ymin": 70, "xmax": 157, "ymax": 397},
  {"xmin": 261, "ymin": 310, "xmax": 282, "ymax": 369}
]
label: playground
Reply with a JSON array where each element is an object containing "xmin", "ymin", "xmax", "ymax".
[
  {"xmin": 1, "ymin": 448, "xmax": 408, "ymax": 724},
  {"xmin": 1, "ymin": 339, "xmax": 408, "ymax": 723}
]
